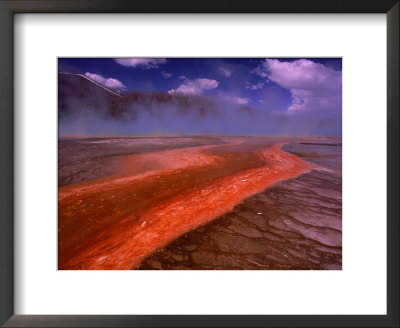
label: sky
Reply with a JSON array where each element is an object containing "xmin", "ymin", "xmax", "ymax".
[{"xmin": 58, "ymin": 58, "xmax": 342, "ymax": 136}]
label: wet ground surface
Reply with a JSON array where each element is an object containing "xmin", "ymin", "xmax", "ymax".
[
  {"xmin": 58, "ymin": 136, "xmax": 341, "ymax": 270},
  {"xmin": 139, "ymin": 141, "xmax": 342, "ymax": 270},
  {"xmin": 58, "ymin": 136, "xmax": 223, "ymax": 187}
]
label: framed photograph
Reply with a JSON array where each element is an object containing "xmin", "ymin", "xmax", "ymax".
[{"xmin": 0, "ymin": 0, "xmax": 398, "ymax": 327}]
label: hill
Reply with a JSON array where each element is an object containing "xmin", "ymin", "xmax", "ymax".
[{"xmin": 58, "ymin": 72, "xmax": 219, "ymax": 121}]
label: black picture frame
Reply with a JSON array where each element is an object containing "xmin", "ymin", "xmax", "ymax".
[{"xmin": 0, "ymin": 0, "xmax": 398, "ymax": 327}]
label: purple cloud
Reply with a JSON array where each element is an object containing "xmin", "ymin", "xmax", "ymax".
[
  {"xmin": 235, "ymin": 97, "xmax": 251, "ymax": 105},
  {"xmin": 161, "ymin": 71, "xmax": 172, "ymax": 78},
  {"xmin": 245, "ymin": 81, "xmax": 265, "ymax": 90},
  {"xmin": 84, "ymin": 72, "xmax": 126, "ymax": 90},
  {"xmin": 219, "ymin": 67, "xmax": 233, "ymax": 77},
  {"xmin": 254, "ymin": 59, "xmax": 341, "ymax": 113},
  {"xmin": 169, "ymin": 78, "xmax": 219, "ymax": 95},
  {"xmin": 222, "ymin": 95, "xmax": 251, "ymax": 105},
  {"xmin": 114, "ymin": 58, "xmax": 167, "ymax": 69}
]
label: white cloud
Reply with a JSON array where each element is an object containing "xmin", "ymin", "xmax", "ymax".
[
  {"xmin": 161, "ymin": 71, "xmax": 172, "ymax": 78},
  {"xmin": 219, "ymin": 67, "xmax": 233, "ymax": 77},
  {"xmin": 254, "ymin": 59, "xmax": 341, "ymax": 113},
  {"xmin": 84, "ymin": 72, "xmax": 126, "ymax": 90},
  {"xmin": 169, "ymin": 78, "xmax": 219, "ymax": 95},
  {"xmin": 114, "ymin": 58, "xmax": 167, "ymax": 69}
]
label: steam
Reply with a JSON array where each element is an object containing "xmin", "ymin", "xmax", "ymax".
[{"xmin": 58, "ymin": 73, "xmax": 341, "ymax": 137}]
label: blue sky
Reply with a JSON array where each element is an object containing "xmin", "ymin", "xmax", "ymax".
[{"xmin": 59, "ymin": 58, "xmax": 342, "ymax": 136}]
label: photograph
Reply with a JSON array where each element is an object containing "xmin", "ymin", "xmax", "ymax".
[{"xmin": 58, "ymin": 57, "xmax": 342, "ymax": 270}]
